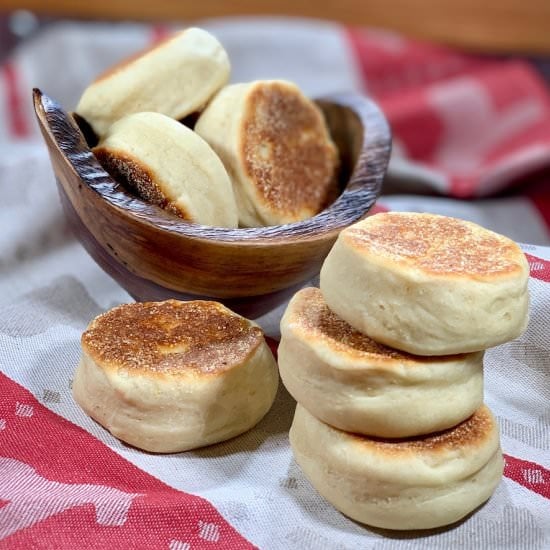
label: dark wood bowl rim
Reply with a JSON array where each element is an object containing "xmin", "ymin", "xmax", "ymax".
[{"xmin": 34, "ymin": 88, "xmax": 391, "ymax": 246}]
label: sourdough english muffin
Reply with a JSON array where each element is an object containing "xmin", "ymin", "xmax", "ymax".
[
  {"xmin": 320, "ymin": 212, "xmax": 530, "ymax": 355},
  {"xmin": 279, "ymin": 288, "xmax": 484, "ymax": 438},
  {"xmin": 76, "ymin": 28, "xmax": 230, "ymax": 137},
  {"xmin": 290, "ymin": 404, "xmax": 503, "ymax": 530},
  {"xmin": 73, "ymin": 300, "xmax": 278, "ymax": 453},
  {"xmin": 93, "ymin": 112, "xmax": 238, "ymax": 227},
  {"xmin": 194, "ymin": 80, "xmax": 339, "ymax": 227}
]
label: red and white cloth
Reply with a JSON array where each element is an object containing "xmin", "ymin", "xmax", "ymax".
[{"xmin": 0, "ymin": 18, "xmax": 549, "ymax": 549}]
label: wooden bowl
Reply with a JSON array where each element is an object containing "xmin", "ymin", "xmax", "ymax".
[{"xmin": 33, "ymin": 89, "xmax": 391, "ymax": 318}]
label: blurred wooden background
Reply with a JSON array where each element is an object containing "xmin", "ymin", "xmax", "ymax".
[{"xmin": 2, "ymin": 0, "xmax": 550, "ymax": 53}]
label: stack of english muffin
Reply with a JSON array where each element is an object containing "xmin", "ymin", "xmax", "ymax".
[{"xmin": 278, "ymin": 211, "xmax": 530, "ymax": 530}]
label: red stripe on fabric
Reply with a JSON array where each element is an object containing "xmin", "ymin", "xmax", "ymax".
[
  {"xmin": 488, "ymin": 61, "xmax": 550, "ymax": 113},
  {"xmin": 2, "ymin": 62, "xmax": 30, "ymax": 138},
  {"xmin": 344, "ymin": 27, "xmax": 488, "ymax": 99},
  {"xmin": 504, "ymin": 454, "xmax": 550, "ymax": 500},
  {"xmin": 0, "ymin": 372, "xmax": 254, "ymax": 548},
  {"xmin": 368, "ymin": 203, "xmax": 390, "ymax": 215},
  {"xmin": 525, "ymin": 253, "xmax": 550, "ymax": 282},
  {"xmin": 150, "ymin": 24, "xmax": 172, "ymax": 46},
  {"xmin": 346, "ymin": 28, "xmax": 550, "ymax": 200},
  {"xmin": 432, "ymin": 62, "xmax": 550, "ymax": 198},
  {"xmin": 380, "ymin": 90, "xmax": 445, "ymax": 160}
]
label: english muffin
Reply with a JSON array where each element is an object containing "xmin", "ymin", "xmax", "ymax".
[
  {"xmin": 195, "ymin": 80, "xmax": 339, "ymax": 227},
  {"xmin": 290, "ymin": 404, "xmax": 504, "ymax": 530},
  {"xmin": 76, "ymin": 27, "xmax": 230, "ymax": 138},
  {"xmin": 279, "ymin": 288, "xmax": 484, "ymax": 438},
  {"xmin": 93, "ymin": 112, "xmax": 238, "ymax": 227},
  {"xmin": 320, "ymin": 212, "xmax": 530, "ymax": 355},
  {"xmin": 73, "ymin": 300, "xmax": 279, "ymax": 453}
]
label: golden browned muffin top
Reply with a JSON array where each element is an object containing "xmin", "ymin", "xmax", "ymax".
[
  {"xmin": 93, "ymin": 147, "xmax": 190, "ymax": 219},
  {"xmin": 241, "ymin": 81, "xmax": 338, "ymax": 220},
  {"xmin": 287, "ymin": 287, "xmax": 464, "ymax": 364},
  {"xmin": 82, "ymin": 300, "xmax": 263, "ymax": 377},
  {"xmin": 351, "ymin": 406, "xmax": 495, "ymax": 456},
  {"xmin": 345, "ymin": 212, "xmax": 526, "ymax": 278}
]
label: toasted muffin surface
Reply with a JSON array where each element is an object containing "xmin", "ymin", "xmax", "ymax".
[
  {"xmin": 320, "ymin": 212, "xmax": 530, "ymax": 355},
  {"xmin": 93, "ymin": 111, "xmax": 238, "ymax": 227},
  {"xmin": 241, "ymin": 81, "xmax": 339, "ymax": 221},
  {"xmin": 291, "ymin": 404, "xmax": 501, "ymax": 483},
  {"xmin": 93, "ymin": 148, "xmax": 193, "ymax": 220},
  {"xmin": 345, "ymin": 212, "xmax": 525, "ymax": 279},
  {"xmin": 290, "ymin": 404, "xmax": 503, "ymax": 529},
  {"xmin": 82, "ymin": 300, "xmax": 263, "ymax": 377},
  {"xmin": 350, "ymin": 405, "xmax": 495, "ymax": 456},
  {"xmin": 288, "ymin": 287, "xmax": 463, "ymax": 364},
  {"xmin": 74, "ymin": 299, "xmax": 279, "ymax": 452},
  {"xmin": 195, "ymin": 80, "xmax": 339, "ymax": 226}
]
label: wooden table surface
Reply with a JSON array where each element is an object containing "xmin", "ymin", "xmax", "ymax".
[{"xmin": 3, "ymin": 0, "xmax": 550, "ymax": 54}]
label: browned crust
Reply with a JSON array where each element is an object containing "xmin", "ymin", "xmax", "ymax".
[
  {"xmin": 290, "ymin": 288, "xmax": 465, "ymax": 363},
  {"xmin": 241, "ymin": 81, "xmax": 339, "ymax": 221},
  {"xmin": 350, "ymin": 405, "xmax": 495, "ymax": 454},
  {"xmin": 345, "ymin": 212, "xmax": 525, "ymax": 277},
  {"xmin": 93, "ymin": 147, "xmax": 190, "ymax": 220},
  {"xmin": 81, "ymin": 300, "xmax": 264, "ymax": 377}
]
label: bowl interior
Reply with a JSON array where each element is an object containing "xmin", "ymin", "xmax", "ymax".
[
  {"xmin": 37, "ymin": 90, "xmax": 391, "ymax": 243},
  {"xmin": 33, "ymin": 89, "xmax": 391, "ymax": 317}
]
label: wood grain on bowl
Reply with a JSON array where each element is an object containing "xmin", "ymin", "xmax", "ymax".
[{"xmin": 33, "ymin": 89, "xmax": 391, "ymax": 317}]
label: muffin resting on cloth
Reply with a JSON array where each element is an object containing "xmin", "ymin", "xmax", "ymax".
[
  {"xmin": 290, "ymin": 404, "xmax": 504, "ymax": 530},
  {"xmin": 73, "ymin": 300, "xmax": 279, "ymax": 453}
]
